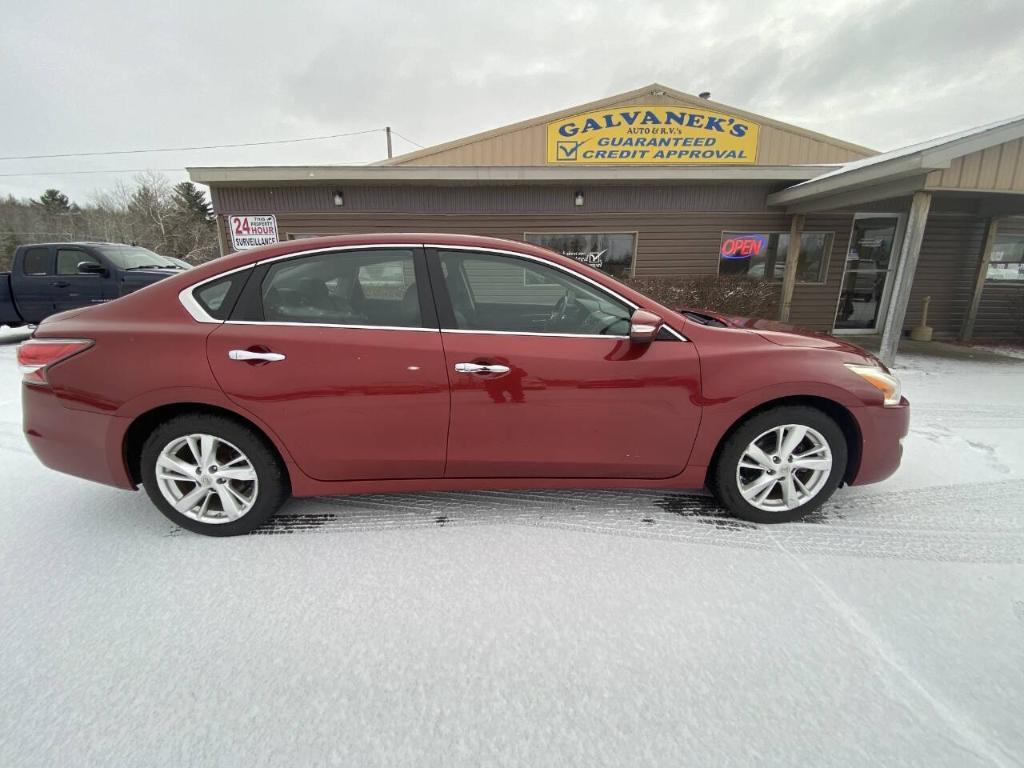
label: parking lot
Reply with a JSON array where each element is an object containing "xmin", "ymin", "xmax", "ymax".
[{"xmin": 1, "ymin": 327, "xmax": 1023, "ymax": 767}]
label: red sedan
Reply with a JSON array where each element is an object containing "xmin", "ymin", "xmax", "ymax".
[{"xmin": 18, "ymin": 234, "xmax": 908, "ymax": 536}]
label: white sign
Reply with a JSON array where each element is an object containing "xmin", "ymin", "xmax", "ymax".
[{"xmin": 229, "ymin": 214, "xmax": 278, "ymax": 250}]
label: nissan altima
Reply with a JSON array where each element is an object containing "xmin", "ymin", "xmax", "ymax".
[{"xmin": 18, "ymin": 234, "xmax": 908, "ymax": 535}]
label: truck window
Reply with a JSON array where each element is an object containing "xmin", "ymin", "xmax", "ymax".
[
  {"xmin": 22, "ymin": 247, "xmax": 51, "ymax": 275},
  {"xmin": 57, "ymin": 249, "xmax": 101, "ymax": 275}
]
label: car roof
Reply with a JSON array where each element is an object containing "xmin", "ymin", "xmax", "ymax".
[{"xmin": 19, "ymin": 241, "xmax": 138, "ymax": 248}]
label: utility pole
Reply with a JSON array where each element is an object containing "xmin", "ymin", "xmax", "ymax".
[{"xmin": 385, "ymin": 126, "xmax": 393, "ymax": 159}]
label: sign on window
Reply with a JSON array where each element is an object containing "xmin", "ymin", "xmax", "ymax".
[
  {"xmin": 524, "ymin": 233, "xmax": 637, "ymax": 278},
  {"xmin": 229, "ymin": 214, "xmax": 279, "ymax": 250}
]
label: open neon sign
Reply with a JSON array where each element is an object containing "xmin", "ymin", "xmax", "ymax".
[{"xmin": 720, "ymin": 234, "xmax": 768, "ymax": 260}]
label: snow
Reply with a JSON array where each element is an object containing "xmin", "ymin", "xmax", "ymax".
[{"xmin": 1, "ymin": 326, "xmax": 1022, "ymax": 767}]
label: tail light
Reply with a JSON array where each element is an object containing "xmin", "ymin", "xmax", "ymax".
[{"xmin": 17, "ymin": 339, "xmax": 93, "ymax": 386}]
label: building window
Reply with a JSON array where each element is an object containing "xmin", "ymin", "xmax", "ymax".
[
  {"xmin": 718, "ymin": 231, "xmax": 833, "ymax": 283},
  {"xmin": 524, "ymin": 232, "xmax": 637, "ymax": 278},
  {"xmin": 986, "ymin": 233, "xmax": 1024, "ymax": 283}
]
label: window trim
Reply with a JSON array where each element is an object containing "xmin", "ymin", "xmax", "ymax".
[
  {"xmin": 523, "ymin": 230, "xmax": 640, "ymax": 279},
  {"xmin": 428, "ymin": 245, "xmax": 686, "ymax": 341},
  {"xmin": 179, "ymin": 242, "xmax": 687, "ymax": 341},
  {"xmin": 716, "ymin": 230, "xmax": 835, "ymax": 285},
  {"xmin": 181, "ymin": 244, "xmax": 434, "ymax": 329}
]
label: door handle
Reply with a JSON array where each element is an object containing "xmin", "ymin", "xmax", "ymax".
[
  {"xmin": 454, "ymin": 362, "xmax": 511, "ymax": 375},
  {"xmin": 52, "ymin": 281, "xmax": 70, "ymax": 288},
  {"xmin": 229, "ymin": 349, "xmax": 286, "ymax": 362}
]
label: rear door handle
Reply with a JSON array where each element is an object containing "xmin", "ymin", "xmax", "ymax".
[
  {"xmin": 52, "ymin": 281, "xmax": 70, "ymax": 288},
  {"xmin": 454, "ymin": 362, "xmax": 511, "ymax": 375},
  {"xmin": 229, "ymin": 349, "xmax": 286, "ymax": 362}
]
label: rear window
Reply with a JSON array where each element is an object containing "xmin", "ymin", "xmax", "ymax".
[
  {"xmin": 194, "ymin": 273, "xmax": 246, "ymax": 320},
  {"xmin": 22, "ymin": 248, "xmax": 51, "ymax": 275}
]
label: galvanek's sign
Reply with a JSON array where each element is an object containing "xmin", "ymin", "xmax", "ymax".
[{"xmin": 546, "ymin": 106, "xmax": 759, "ymax": 165}]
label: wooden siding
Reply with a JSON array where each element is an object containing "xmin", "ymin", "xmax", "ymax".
[
  {"xmin": 925, "ymin": 138, "xmax": 1024, "ymax": 193},
  {"xmin": 903, "ymin": 215, "xmax": 1024, "ymax": 341},
  {"xmin": 391, "ymin": 91, "xmax": 872, "ymax": 168},
  {"xmin": 213, "ymin": 203, "xmax": 1023, "ymax": 341},
  {"xmin": 218, "ymin": 209, "xmax": 853, "ymax": 332},
  {"xmin": 211, "ymin": 183, "xmax": 775, "ymax": 215}
]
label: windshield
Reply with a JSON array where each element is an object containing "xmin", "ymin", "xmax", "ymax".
[{"xmin": 97, "ymin": 246, "xmax": 183, "ymax": 269}]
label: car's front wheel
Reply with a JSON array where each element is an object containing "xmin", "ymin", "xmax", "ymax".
[
  {"xmin": 140, "ymin": 414, "xmax": 289, "ymax": 536},
  {"xmin": 711, "ymin": 406, "xmax": 848, "ymax": 524}
]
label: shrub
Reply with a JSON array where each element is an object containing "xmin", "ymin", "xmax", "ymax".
[{"xmin": 623, "ymin": 276, "xmax": 780, "ymax": 319}]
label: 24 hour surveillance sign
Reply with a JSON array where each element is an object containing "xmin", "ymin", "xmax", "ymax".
[
  {"xmin": 229, "ymin": 214, "xmax": 279, "ymax": 250},
  {"xmin": 547, "ymin": 106, "xmax": 759, "ymax": 164}
]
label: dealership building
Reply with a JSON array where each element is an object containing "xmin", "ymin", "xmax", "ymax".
[{"xmin": 189, "ymin": 84, "xmax": 1024, "ymax": 361}]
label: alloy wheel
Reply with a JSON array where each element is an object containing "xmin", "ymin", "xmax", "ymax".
[
  {"xmin": 154, "ymin": 433, "xmax": 259, "ymax": 523},
  {"xmin": 735, "ymin": 424, "xmax": 833, "ymax": 512}
]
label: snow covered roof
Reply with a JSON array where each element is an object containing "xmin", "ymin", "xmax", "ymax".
[{"xmin": 769, "ymin": 114, "xmax": 1024, "ymax": 208}]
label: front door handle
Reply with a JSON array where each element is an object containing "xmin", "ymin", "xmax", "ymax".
[
  {"xmin": 454, "ymin": 362, "xmax": 511, "ymax": 375},
  {"xmin": 52, "ymin": 281, "xmax": 70, "ymax": 288},
  {"xmin": 229, "ymin": 349, "xmax": 286, "ymax": 362}
]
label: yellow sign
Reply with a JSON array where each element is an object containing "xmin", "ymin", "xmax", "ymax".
[{"xmin": 546, "ymin": 106, "xmax": 759, "ymax": 165}]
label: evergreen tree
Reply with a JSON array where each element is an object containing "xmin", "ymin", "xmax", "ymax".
[
  {"xmin": 1, "ymin": 225, "xmax": 21, "ymax": 272},
  {"xmin": 35, "ymin": 188, "xmax": 72, "ymax": 215},
  {"xmin": 172, "ymin": 182, "xmax": 213, "ymax": 221}
]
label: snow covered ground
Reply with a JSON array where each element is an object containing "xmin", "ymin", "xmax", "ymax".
[{"xmin": 1, "ymin": 326, "xmax": 1022, "ymax": 767}]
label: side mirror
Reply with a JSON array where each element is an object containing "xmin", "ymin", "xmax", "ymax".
[
  {"xmin": 629, "ymin": 309, "xmax": 663, "ymax": 344},
  {"xmin": 78, "ymin": 261, "xmax": 108, "ymax": 276}
]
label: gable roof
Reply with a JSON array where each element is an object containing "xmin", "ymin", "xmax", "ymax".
[
  {"xmin": 380, "ymin": 82, "xmax": 875, "ymax": 167},
  {"xmin": 768, "ymin": 114, "xmax": 1024, "ymax": 207}
]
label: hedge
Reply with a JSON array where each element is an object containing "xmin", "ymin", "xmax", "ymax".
[{"xmin": 623, "ymin": 276, "xmax": 780, "ymax": 319}]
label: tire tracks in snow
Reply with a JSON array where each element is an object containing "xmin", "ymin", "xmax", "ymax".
[{"xmin": 229, "ymin": 479, "xmax": 1024, "ymax": 564}]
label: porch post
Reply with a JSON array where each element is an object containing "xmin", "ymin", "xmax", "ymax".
[
  {"xmin": 778, "ymin": 213, "xmax": 805, "ymax": 322},
  {"xmin": 959, "ymin": 217, "xmax": 1000, "ymax": 342},
  {"xmin": 878, "ymin": 191, "xmax": 932, "ymax": 367}
]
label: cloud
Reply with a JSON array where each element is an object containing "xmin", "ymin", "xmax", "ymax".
[{"xmin": 1, "ymin": 0, "xmax": 1022, "ymax": 200}]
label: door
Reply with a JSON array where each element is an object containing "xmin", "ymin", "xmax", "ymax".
[
  {"xmin": 834, "ymin": 214, "xmax": 903, "ymax": 333},
  {"xmin": 15, "ymin": 246, "xmax": 56, "ymax": 322},
  {"xmin": 430, "ymin": 248, "xmax": 701, "ymax": 479},
  {"xmin": 53, "ymin": 247, "xmax": 112, "ymax": 313},
  {"xmin": 206, "ymin": 247, "xmax": 450, "ymax": 482}
]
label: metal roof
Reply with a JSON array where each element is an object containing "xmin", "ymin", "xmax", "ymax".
[{"xmin": 768, "ymin": 115, "xmax": 1024, "ymax": 207}]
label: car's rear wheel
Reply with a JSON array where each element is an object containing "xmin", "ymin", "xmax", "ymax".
[
  {"xmin": 140, "ymin": 414, "xmax": 289, "ymax": 536},
  {"xmin": 710, "ymin": 406, "xmax": 848, "ymax": 524}
]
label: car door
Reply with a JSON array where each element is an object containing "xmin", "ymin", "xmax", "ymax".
[
  {"xmin": 429, "ymin": 247, "xmax": 701, "ymax": 479},
  {"xmin": 205, "ymin": 246, "xmax": 450, "ymax": 482},
  {"xmin": 53, "ymin": 247, "xmax": 113, "ymax": 313},
  {"xmin": 16, "ymin": 246, "xmax": 57, "ymax": 322}
]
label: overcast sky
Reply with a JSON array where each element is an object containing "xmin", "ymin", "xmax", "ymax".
[{"xmin": 2, "ymin": 0, "xmax": 1022, "ymax": 202}]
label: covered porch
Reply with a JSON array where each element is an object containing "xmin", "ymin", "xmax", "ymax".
[{"xmin": 768, "ymin": 116, "xmax": 1024, "ymax": 366}]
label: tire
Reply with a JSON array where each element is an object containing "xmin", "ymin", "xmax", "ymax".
[
  {"xmin": 710, "ymin": 406, "xmax": 848, "ymax": 524},
  {"xmin": 140, "ymin": 413, "xmax": 290, "ymax": 536}
]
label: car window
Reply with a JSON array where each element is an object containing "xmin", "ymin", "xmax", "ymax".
[
  {"xmin": 438, "ymin": 250, "xmax": 631, "ymax": 336},
  {"xmin": 261, "ymin": 249, "xmax": 422, "ymax": 328},
  {"xmin": 57, "ymin": 249, "xmax": 101, "ymax": 275},
  {"xmin": 22, "ymin": 247, "xmax": 51, "ymax": 276},
  {"xmin": 194, "ymin": 271, "xmax": 249, "ymax": 320},
  {"xmin": 96, "ymin": 246, "xmax": 182, "ymax": 270}
]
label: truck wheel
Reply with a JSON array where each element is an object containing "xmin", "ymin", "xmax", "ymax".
[
  {"xmin": 140, "ymin": 414, "xmax": 289, "ymax": 536},
  {"xmin": 711, "ymin": 406, "xmax": 848, "ymax": 524}
]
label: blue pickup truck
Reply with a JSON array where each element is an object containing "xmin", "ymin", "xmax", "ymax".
[{"xmin": 0, "ymin": 242, "xmax": 189, "ymax": 327}]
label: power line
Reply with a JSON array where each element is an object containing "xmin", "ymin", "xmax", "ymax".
[
  {"xmin": 390, "ymin": 129, "xmax": 425, "ymax": 148},
  {"xmin": 0, "ymin": 162, "xmax": 373, "ymax": 179},
  {"xmin": 0, "ymin": 128, "xmax": 386, "ymax": 162}
]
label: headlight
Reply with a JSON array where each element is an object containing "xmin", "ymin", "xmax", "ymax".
[{"xmin": 845, "ymin": 364, "xmax": 902, "ymax": 406}]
